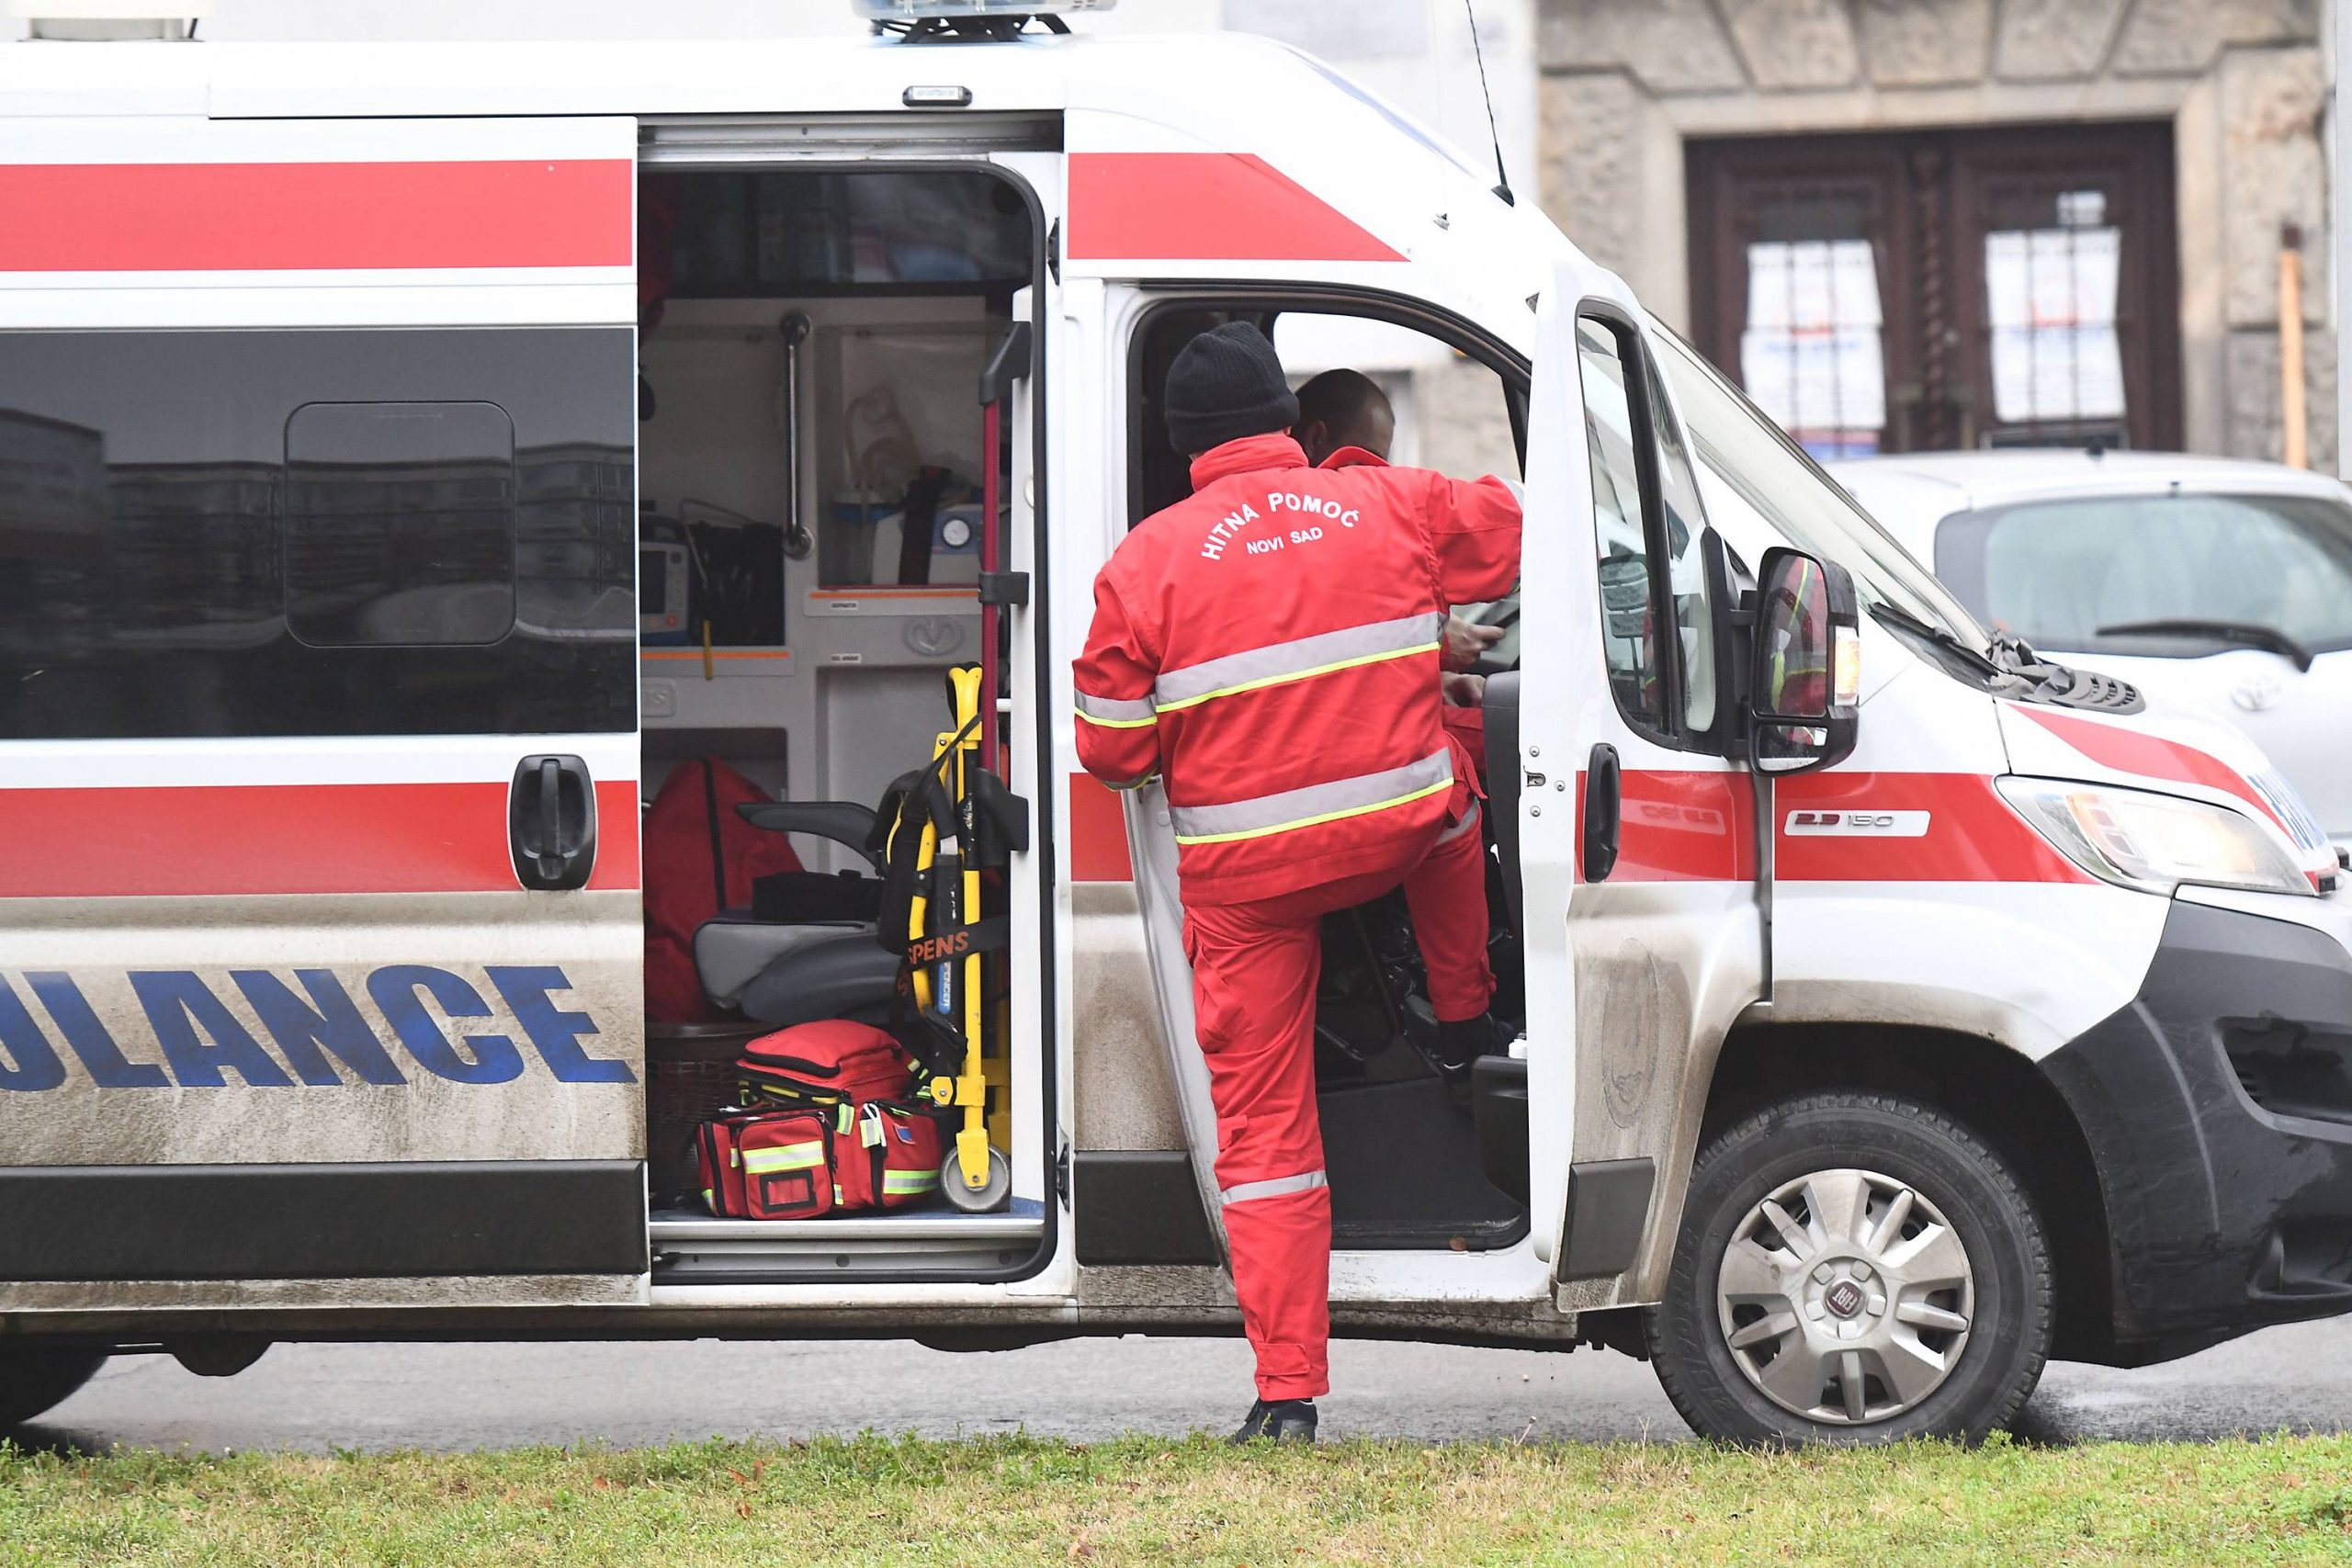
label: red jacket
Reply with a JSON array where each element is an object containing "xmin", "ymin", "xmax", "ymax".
[
  {"xmin": 1073, "ymin": 432, "xmax": 1520, "ymax": 905},
  {"xmin": 1319, "ymin": 445, "xmax": 1493, "ymax": 769}
]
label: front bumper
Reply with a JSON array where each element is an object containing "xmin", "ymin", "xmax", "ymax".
[{"xmin": 2041, "ymin": 895, "xmax": 2352, "ymax": 1350}]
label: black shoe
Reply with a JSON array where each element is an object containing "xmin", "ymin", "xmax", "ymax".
[
  {"xmin": 1435, "ymin": 1012, "xmax": 1515, "ymax": 1073},
  {"xmin": 1229, "ymin": 1397, "xmax": 1318, "ymax": 1444}
]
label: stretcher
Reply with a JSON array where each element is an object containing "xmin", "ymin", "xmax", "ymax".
[{"xmin": 893, "ymin": 663, "xmax": 1021, "ymax": 1212}]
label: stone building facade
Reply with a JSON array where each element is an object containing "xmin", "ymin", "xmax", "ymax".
[{"xmin": 1537, "ymin": 0, "xmax": 2332, "ymax": 467}]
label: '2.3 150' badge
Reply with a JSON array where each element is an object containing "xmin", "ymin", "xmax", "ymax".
[{"xmin": 1783, "ymin": 810, "xmax": 1930, "ymax": 837}]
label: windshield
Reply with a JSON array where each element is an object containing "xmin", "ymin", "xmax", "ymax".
[
  {"xmin": 1649, "ymin": 321, "xmax": 1987, "ymax": 647},
  {"xmin": 1933, "ymin": 490, "xmax": 2352, "ymax": 658}
]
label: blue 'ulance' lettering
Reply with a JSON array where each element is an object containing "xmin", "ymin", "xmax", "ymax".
[
  {"xmin": 366, "ymin": 965, "xmax": 525, "ymax": 1085},
  {"xmin": 488, "ymin": 965, "xmax": 634, "ymax": 1085},
  {"xmin": 232, "ymin": 970, "xmax": 409, "ymax": 1088},
  {"xmin": 0, "ymin": 977, "xmax": 65, "ymax": 1093},
  {"xmin": 24, "ymin": 972, "xmax": 171, "ymax": 1089},
  {"xmin": 130, "ymin": 972, "xmax": 296, "ymax": 1089}
]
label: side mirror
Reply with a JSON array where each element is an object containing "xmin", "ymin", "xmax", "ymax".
[{"xmin": 1747, "ymin": 547, "xmax": 1860, "ymax": 775}]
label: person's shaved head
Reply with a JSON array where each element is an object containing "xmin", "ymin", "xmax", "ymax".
[{"xmin": 1295, "ymin": 368, "xmax": 1395, "ymax": 466}]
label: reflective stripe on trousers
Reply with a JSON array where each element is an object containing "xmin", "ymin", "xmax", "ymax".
[
  {"xmin": 1169, "ymin": 747, "xmax": 1452, "ymax": 847},
  {"xmin": 1434, "ymin": 796, "xmax": 1481, "ymax": 845},
  {"xmin": 1153, "ymin": 613, "xmax": 1442, "ymax": 712},
  {"xmin": 1221, "ymin": 1169, "xmax": 1329, "ymax": 1205}
]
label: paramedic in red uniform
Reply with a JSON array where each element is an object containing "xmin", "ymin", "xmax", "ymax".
[
  {"xmin": 1295, "ymin": 367, "xmax": 1504, "ymax": 769},
  {"xmin": 1073, "ymin": 324, "xmax": 1521, "ymax": 1443}
]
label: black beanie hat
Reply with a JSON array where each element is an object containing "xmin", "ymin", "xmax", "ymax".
[{"xmin": 1164, "ymin": 321, "xmax": 1299, "ymax": 455}]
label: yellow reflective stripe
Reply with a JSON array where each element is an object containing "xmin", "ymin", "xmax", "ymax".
[
  {"xmin": 1170, "ymin": 748, "xmax": 1452, "ymax": 844},
  {"xmin": 1174, "ymin": 777, "xmax": 1452, "ymax": 847},
  {"xmin": 1153, "ymin": 640, "xmax": 1440, "ymax": 715},
  {"xmin": 884, "ymin": 1168, "xmax": 941, "ymax": 1194},
  {"xmin": 1076, "ymin": 707, "xmax": 1159, "ymax": 730},
  {"xmin": 741, "ymin": 1142, "xmax": 826, "ymax": 1173},
  {"xmin": 1074, "ymin": 691, "xmax": 1159, "ymax": 728}
]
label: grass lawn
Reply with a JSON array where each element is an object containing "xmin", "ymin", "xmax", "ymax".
[{"xmin": 3, "ymin": 1431, "xmax": 2349, "ymax": 1566}]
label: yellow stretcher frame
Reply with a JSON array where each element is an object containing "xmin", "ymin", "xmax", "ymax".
[{"xmin": 907, "ymin": 664, "xmax": 1009, "ymax": 1210}]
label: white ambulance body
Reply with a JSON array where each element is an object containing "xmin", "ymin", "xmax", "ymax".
[{"xmin": 0, "ymin": 9, "xmax": 2346, "ymax": 1445}]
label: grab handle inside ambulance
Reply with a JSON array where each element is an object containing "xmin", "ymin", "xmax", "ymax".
[
  {"xmin": 1582, "ymin": 743, "xmax": 1621, "ymax": 883},
  {"xmin": 509, "ymin": 754, "xmax": 599, "ymax": 892}
]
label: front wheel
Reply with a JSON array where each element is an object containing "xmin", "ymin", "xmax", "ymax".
[
  {"xmin": 0, "ymin": 1348, "xmax": 107, "ymax": 1429},
  {"xmin": 1646, "ymin": 1091, "xmax": 2051, "ymax": 1445}
]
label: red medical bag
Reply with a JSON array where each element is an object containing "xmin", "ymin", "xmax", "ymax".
[
  {"xmin": 736, "ymin": 1019, "xmax": 920, "ymax": 1110},
  {"xmin": 695, "ymin": 1022, "xmax": 944, "ymax": 1219}
]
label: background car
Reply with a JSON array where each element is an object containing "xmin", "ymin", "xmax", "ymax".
[{"xmin": 1831, "ymin": 450, "xmax": 2352, "ymax": 842}]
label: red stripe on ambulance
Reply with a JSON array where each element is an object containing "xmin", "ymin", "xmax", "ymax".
[
  {"xmin": 1572, "ymin": 770, "xmax": 2087, "ymax": 884},
  {"xmin": 1067, "ymin": 152, "xmax": 1406, "ymax": 264},
  {"xmin": 1772, "ymin": 771, "xmax": 2086, "ymax": 883},
  {"xmin": 0, "ymin": 779, "xmax": 639, "ymax": 897},
  {"xmin": 0, "ymin": 160, "xmax": 634, "ymax": 273},
  {"xmin": 1577, "ymin": 770, "xmax": 1756, "ymax": 882},
  {"xmin": 2013, "ymin": 705, "xmax": 2286, "ymax": 833}
]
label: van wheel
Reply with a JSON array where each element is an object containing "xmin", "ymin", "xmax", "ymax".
[
  {"xmin": 1645, "ymin": 1091, "xmax": 2050, "ymax": 1446},
  {"xmin": 0, "ymin": 1348, "xmax": 107, "ymax": 1429}
]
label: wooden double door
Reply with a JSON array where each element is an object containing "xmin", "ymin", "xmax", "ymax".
[{"xmin": 1686, "ymin": 123, "xmax": 2180, "ymax": 457}]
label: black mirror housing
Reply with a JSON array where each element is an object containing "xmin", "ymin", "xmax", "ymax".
[{"xmin": 1746, "ymin": 546, "xmax": 1860, "ymax": 775}]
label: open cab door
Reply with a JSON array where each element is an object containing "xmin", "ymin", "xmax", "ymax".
[{"xmin": 1507, "ymin": 260, "xmax": 1768, "ymax": 1312}]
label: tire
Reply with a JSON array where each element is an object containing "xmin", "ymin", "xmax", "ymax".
[
  {"xmin": 1645, "ymin": 1090, "xmax": 2051, "ymax": 1446},
  {"xmin": 0, "ymin": 1348, "xmax": 107, "ymax": 1430}
]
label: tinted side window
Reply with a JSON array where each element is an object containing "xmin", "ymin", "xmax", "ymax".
[
  {"xmin": 285, "ymin": 400, "xmax": 517, "ymax": 648},
  {"xmin": 1646, "ymin": 360, "xmax": 1716, "ymax": 732},
  {"xmin": 1577, "ymin": 316, "xmax": 1721, "ymax": 747},
  {"xmin": 0, "ymin": 329, "xmax": 633, "ymax": 739},
  {"xmin": 1577, "ymin": 317, "xmax": 1669, "ymax": 734}
]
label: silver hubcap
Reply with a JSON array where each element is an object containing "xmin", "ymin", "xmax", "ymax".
[{"xmin": 1714, "ymin": 1167, "xmax": 1974, "ymax": 1426}]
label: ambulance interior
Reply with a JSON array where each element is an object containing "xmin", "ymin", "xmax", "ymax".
[
  {"xmin": 633, "ymin": 164, "xmax": 1044, "ymax": 1280},
  {"xmin": 1131, "ymin": 304, "xmax": 1535, "ymax": 1254}
]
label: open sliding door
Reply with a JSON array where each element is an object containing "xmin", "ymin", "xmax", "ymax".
[{"xmin": 0, "ymin": 114, "xmax": 647, "ymax": 1311}]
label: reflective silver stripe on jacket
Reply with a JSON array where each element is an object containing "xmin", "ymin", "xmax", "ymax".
[
  {"xmin": 1435, "ymin": 796, "xmax": 1482, "ymax": 845},
  {"xmin": 1220, "ymin": 1169, "xmax": 1329, "ymax": 1204},
  {"xmin": 1169, "ymin": 748, "xmax": 1453, "ymax": 847},
  {"xmin": 1074, "ymin": 690, "xmax": 1159, "ymax": 728},
  {"xmin": 1153, "ymin": 613, "xmax": 1443, "ymax": 713}
]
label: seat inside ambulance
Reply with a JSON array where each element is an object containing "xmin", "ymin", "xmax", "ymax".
[
  {"xmin": 1132, "ymin": 306, "xmax": 1533, "ymax": 1253},
  {"xmin": 634, "ymin": 164, "xmax": 1038, "ymax": 1267}
]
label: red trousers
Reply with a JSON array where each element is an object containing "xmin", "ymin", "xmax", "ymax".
[{"xmin": 1181, "ymin": 803, "xmax": 1493, "ymax": 1401}]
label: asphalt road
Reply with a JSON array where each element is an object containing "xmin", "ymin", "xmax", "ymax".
[{"xmin": 23, "ymin": 1314, "xmax": 2352, "ymax": 1452}]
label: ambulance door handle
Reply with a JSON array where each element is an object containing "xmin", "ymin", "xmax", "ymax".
[
  {"xmin": 1582, "ymin": 744, "xmax": 1621, "ymax": 883},
  {"xmin": 509, "ymin": 754, "xmax": 599, "ymax": 893}
]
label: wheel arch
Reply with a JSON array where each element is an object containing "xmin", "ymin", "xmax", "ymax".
[{"xmin": 1697, "ymin": 1021, "xmax": 2119, "ymax": 1363}]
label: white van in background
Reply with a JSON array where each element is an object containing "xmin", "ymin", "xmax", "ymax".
[{"xmin": 1835, "ymin": 450, "xmax": 2352, "ymax": 841}]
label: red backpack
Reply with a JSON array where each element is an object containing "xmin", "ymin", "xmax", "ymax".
[
  {"xmin": 695, "ymin": 1021, "xmax": 943, "ymax": 1219},
  {"xmin": 643, "ymin": 758, "xmax": 804, "ymax": 1022}
]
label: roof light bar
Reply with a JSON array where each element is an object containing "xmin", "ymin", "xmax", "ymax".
[{"xmin": 855, "ymin": 0, "xmax": 1114, "ymax": 19}]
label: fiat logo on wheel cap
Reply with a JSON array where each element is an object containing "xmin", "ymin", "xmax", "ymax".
[{"xmin": 1825, "ymin": 1280, "xmax": 1865, "ymax": 1318}]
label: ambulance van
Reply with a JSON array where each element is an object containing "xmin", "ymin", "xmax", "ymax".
[{"xmin": 1, "ymin": 3, "xmax": 2349, "ymax": 1446}]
